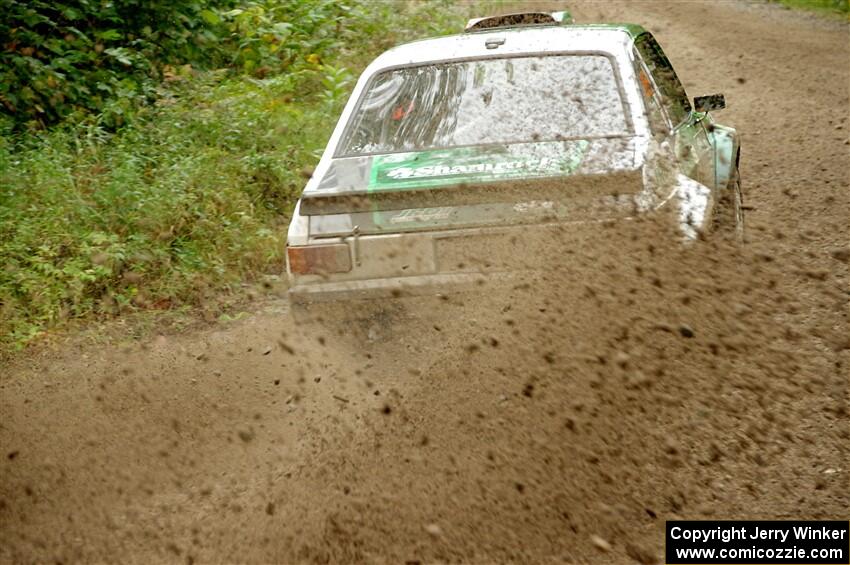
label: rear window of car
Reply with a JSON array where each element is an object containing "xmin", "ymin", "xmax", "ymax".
[{"xmin": 338, "ymin": 54, "xmax": 631, "ymax": 157}]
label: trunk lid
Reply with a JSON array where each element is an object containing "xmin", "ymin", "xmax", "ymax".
[{"xmin": 303, "ymin": 138, "xmax": 646, "ymax": 237}]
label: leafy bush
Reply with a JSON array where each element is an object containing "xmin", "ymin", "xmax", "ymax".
[
  {"xmin": 218, "ymin": 0, "xmax": 347, "ymax": 74},
  {"xmin": 1, "ymin": 0, "xmax": 473, "ymax": 131},
  {"xmin": 0, "ymin": 0, "xmax": 236, "ymax": 130},
  {"xmin": 0, "ymin": 0, "xmax": 473, "ymax": 351},
  {"xmin": 0, "ymin": 73, "xmax": 322, "ymax": 346}
]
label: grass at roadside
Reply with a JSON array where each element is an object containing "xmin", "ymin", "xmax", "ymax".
[
  {"xmin": 769, "ymin": 0, "xmax": 849, "ymax": 18},
  {"xmin": 0, "ymin": 1, "xmax": 477, "ymax": 353}
]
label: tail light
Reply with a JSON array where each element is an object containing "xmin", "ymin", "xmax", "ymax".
[{"xmin": 287, "ymin": 244, "xmax": 352, "ymax": 275}]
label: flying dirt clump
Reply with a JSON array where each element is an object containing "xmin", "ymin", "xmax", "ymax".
[{"xmin": 250, "ymin": 218, "xmax": 847, "ymax": 563}]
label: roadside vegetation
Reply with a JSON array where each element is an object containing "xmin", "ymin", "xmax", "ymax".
[
  {"xmin": 770, "ymin": 0, "xmax": 849, "ymax": 18},
  {"xmin": 0, "ymin": 0, "xmax": 474, "ymax": 352}
]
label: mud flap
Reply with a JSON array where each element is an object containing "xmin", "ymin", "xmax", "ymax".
[{"xmin": 674, "ymin": 173, "xmax": 711, "ymax": 241}]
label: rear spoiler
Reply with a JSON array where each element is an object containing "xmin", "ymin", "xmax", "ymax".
[
  {"xmin": 300, "ymin": 169, "xmax": 643, "ymax": 216},
  {"xmin": 464, "ymin": 10, "xmax": 574, "ymax": 33}
]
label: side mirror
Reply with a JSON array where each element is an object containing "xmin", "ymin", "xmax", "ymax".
[{"xmin": 694, "ymin": 93, "xmax": 726, "ymax": 113}]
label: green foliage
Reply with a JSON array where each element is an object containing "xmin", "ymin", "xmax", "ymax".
[
  {"xmin": 318, "ymin": 64, "xmax": 355, "ymax": 111},
  {"xmin": 769, "ymin": 0, "xmax": 850, "ymax": 16},
  {"xmin": 0, "ymin": 0, "xmax": 474, "ymax": 351},
  {"xmin": 1, "ymin": 0, "xmax": 234, "ymax": 130},
  {"xmin": 0, "ymin": 73, "xmax": 328, "ymax": 348},
  {"xmin": 219, "ymin": 0, "xmax": 347, "ymax": 74},
  {"xmin": 1, "ymin": 0, "xmax": 472, "ymax": 130}
]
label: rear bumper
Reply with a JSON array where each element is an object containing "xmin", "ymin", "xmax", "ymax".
[{"xmin": 288, "ymin": 271, "xmax": 518, "ymax": 304}]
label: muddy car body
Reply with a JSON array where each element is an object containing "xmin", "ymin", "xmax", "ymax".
[{"xmin": 285, "ymin": 12, "xmax": 743, "ymax": 304}]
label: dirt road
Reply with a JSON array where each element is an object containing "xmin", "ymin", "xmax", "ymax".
[{"xmin": 2, "ymin": 1, "xmax": 848, "ymax": 563}]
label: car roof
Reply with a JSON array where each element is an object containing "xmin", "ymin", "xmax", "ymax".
[
  {"xmin": 365, "ymin": 24, "xmax": 648, "ymax": 71},
  {"xmin": 461, "ymin": 22, "xmax": 648, "ymax": 39}
]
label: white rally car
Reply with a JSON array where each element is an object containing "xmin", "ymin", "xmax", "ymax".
[{"xmin": 285, "ymin": 11, "xmax": 742, "ymax": 305}]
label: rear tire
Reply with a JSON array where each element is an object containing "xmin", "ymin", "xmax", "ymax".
[{"xmin": 712, "ymin": 168, "xmax": 745, "ymax": 243}]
